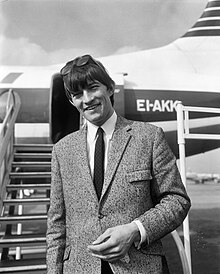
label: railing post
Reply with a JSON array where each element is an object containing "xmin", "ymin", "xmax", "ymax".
[
  {"xmin": 0, "ymin": 89, "xmax": 21, "ymax": 225},
  {"xmin": 176, "ymin": 101, "xmax": 192, "ymax": 274}
]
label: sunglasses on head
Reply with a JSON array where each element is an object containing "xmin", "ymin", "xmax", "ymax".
[{"xmin": 60, "ymin": 54, "xmax": 103, "ymax": 76}]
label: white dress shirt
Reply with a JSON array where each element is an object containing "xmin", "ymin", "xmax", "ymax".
[
  {"xmin": 87, "ymin": 111, "xmax": 117, "ymax": 178},
  {"xmin": 86, "ymin": 111, "xmax": 147, "ymax": 249}
]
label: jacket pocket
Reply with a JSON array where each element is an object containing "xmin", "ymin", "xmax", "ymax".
[
  {"xmin": 125, "ymin": 170, "xmax": 152, "ymax": 185},
  {"xmin": 63, "ymin": 245, "xmax": 71, "ymax": 262},
  {"xmin": 140, "ymin": 240, "xmax": 163, "ymax": 256}
]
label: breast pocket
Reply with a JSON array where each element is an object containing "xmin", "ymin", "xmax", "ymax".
[{"xmin": 125, "ymin": 170, "xmax": 152, "ymax": 188}]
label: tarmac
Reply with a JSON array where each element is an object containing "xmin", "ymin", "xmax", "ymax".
[{"xmin": 163, "ymin": 180, "xmax": 220, "ymax": 274}]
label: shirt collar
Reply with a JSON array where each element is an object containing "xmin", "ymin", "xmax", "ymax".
[{"xmin": 87, "ymin": 111, "xmax": 117, "ymax": 141}]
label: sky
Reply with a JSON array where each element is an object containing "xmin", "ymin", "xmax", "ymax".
[
  {"xmin": 0, "ymin": 0, "xmax": 208, "ymax": 66},
  {"xmin": 1, "ymin": 0, "xmax": 219, "ymax": 174}
]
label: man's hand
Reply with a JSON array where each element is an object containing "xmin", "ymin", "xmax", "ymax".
[{"xmin": 87, "ymin": 222, "xmax": 140, "ymax": 262}]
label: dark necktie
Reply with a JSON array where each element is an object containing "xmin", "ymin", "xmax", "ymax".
[{"xmin": 93, "ymin": 127, "xmax": 105, "ymax": 200}]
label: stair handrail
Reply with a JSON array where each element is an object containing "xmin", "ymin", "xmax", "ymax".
[
  {"xmin": 0, "ymin": 89, "xmax": 21, "ymax": 213},
  {"xmin": 171, "ymin": 230, "xmax": 191, "ymax": 274},
  {"xmin": 176, "ymin": 101, "xmax": 220, "ymax": 274}
]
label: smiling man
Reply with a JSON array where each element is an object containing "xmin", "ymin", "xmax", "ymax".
[{"xmin": 46, "ymin": 54, "xmax": 191, "ymax": 274}]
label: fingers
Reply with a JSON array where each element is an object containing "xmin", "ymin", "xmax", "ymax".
[
  {"xmin": 88, "ymin": 236, "xmax": 115, "ymax": 255},
  {"xmin": 88, "ymin": 239, "xmax": 127, "ymax": 262},
  {"xmin": 88, "ymin": 231, "xmax": 120, "ymax": 262},
  {"xmin": 92, "ymin": 230, "xmax": 111, "ymax": 245}
]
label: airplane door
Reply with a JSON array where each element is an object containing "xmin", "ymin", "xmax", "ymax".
[
  {"xmin": 111, "ymin": 73, "xmax": 125, "ymax": 117},
  {"xmin": 49, "ymin": 73, "xmax": 80, "ymax": 143}
]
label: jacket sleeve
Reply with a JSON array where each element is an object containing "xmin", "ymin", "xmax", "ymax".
[
  {"xmin": 138, "ymin": 127, "xmax": 191, "ymax": 246},
  {"xmin": 46, "ymin": 147, "xmax": 66, "ymax": 273}
]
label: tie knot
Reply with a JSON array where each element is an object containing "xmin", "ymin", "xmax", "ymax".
[{"xmin": 97, "ymin": 127, "xmax": 104, "ymax": 137}]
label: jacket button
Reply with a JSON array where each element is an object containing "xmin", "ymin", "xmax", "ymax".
[{"xmin": 98, "ymin": 213, "xmax": 104, "ymax": 219}]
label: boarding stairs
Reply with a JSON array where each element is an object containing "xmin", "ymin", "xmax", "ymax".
[
  {"xmin": 0, "ymin": 90, "xmax": 52, "ymax": 273},
  {"xmin": 0, "ymin": 144, "xmax": 52, "ymax": 273}
]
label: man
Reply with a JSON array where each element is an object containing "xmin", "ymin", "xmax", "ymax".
[{"xmin": 46, "ymin": 54, "xmax": 191, "ymax": 273}]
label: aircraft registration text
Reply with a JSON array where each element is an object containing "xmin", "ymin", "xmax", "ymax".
[{"xmin": 136, "ymin": 99, "xmax": 179, "ymax": 112}]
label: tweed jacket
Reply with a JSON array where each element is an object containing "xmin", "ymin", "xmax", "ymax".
[{"xmin": 46, "ymin": 115, "xmax": 191, "ymax": 274}]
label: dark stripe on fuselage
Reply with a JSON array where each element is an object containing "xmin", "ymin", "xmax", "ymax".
[
  {"xmin": 118, "ymin": 89, "xmax": 220, "ymax": 122},
  {"xmin": 1, "ymin": 88, "xmax": 220, "ymax": 124},
  {"xmin": 183, "ymin": 29, "xmax": 220, "ymax": 37},
  {"xmin": 207, "ymin": 1, "xmax": 220, "ymax": 8},
  {"xmin": 201, "ymin": 10, "xmax": 220, "ymax": 17},
  {"xmin": 194, "ymin": 20, "xmax": 220, "ymax": 27}
]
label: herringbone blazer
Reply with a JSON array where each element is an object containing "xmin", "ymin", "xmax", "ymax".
[{"xmin": 46, "ymin": 115, "xmax": 191, "ymax": 274}]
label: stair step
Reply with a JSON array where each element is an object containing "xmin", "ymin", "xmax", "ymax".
[
  {"xmin": 0, "ymin": 234, "xmax": 46, "ymax": 247},
  {"xmin": 8, "ymin": 247, "xmax": 46, "ymax": 255},
  {"xmin": 14, "ymin": 153, "xmax": 52, "ymax": 160},
  {"xmin": 12, "ymin": 162, "xmax": 51, "ymax": 168},
  {"xmin": 10, "ymin": 172, "xmax": 51, "ymax": 179},
  {"xmin": 14, "ymin": 143, "xmax": 53, "ymax": 152},
  {"xmin": 7, "ymin": 184, "xmax": 51, "ymax": 191},
  {"xmin": 0, "ymin": 258, "xmax": 46, "ymax": 273},
  {"xmin": 3, "ymin": 198, "xmax": 50, "ymax": 205},
  {"xmin": 0, "ymin": 215, "xmax": 47, "ymax": 224},
  {"xmin": 0, "ymin": 265, "xmax": 47, "ymax": 273}
]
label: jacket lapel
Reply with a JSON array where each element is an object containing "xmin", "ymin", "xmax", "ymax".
[
  {"xmin": 75, "ymin": 126, "xmax": 99, "ymax": 201},
  {"xmin": 100, "ymin": 116, "xmax": 132, "ymax": 200}
]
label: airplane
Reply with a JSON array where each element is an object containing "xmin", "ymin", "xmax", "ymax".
[
  {"xmin": 186, "ymin": 171, "xmax": 220, "ymax": 184},
  {"xmin": 1, "ymin": 0, "xmax": 220, "ymax": 158}
]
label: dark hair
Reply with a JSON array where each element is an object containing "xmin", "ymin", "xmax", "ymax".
[{"xmin": 60, "ymin": 55, "xmax": 115, "ymax": 105}]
